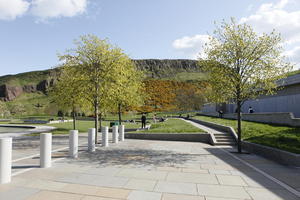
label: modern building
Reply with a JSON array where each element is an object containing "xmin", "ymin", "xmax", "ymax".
[{"xmin": 201, "ymin": 73, "xmax": 300, "ymax": 117}]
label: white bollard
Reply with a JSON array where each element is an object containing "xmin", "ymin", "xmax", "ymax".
[
  {"xmin": 69, "ymin": 130, "xmax": 78, "ymax": 158},
  {"xmin": 112, "ymin": 125, "xmax": 118, "ymax": 144},
  {"xmin": 119, "ymin": 125, "xmax": 125, "ymax": 141},
  {"xmin": 0, "ymin": 138, "xmax": 12, "ymax": 184},
  {"xmin": 101, "ymin": 126, "xmax": 109, "ymax": 147},
  {"xmin": 88, "ymin": 128, "xmax": 96, "ymax": 152},
  {"xmin": 40, "ymin": 133, "xmax": 52, "ymax": 168}
]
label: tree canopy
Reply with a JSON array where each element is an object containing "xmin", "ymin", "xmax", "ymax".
[
  {"xmin": 200, "ymin": 19, "xmax": 292, "ymax": 152},
  {"xmin": 57, "ymin": 35, "xmax": 144, "ymax": 140}
]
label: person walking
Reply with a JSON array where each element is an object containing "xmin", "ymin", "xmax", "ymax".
[{"xmin": 141, "ymin": 114, "xmax": 146, "ymax": 129}]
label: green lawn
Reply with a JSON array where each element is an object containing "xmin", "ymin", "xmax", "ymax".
[
  {"xmin": 28, "ymin": 120, "xmax": 141, "ymax": 135},
  {"xmin": 136, "ymin": 119, "xmax": 205, "ymax": 133},
  {"xmin": 193, "ymin": 115, "xmax": 300, "ymax": 154}
]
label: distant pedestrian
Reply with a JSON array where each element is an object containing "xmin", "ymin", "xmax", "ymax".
[
  {"xmin": 186, "ymin": 114, "xmax": 190, "ymax": 120},
  {"xmin": 248, "ymin": 106, "xmax": 254, "ymax": 113},
  {"xmin": 218, "ymin": 110, "xmax": 223, "ymax": 118},
  {"xmin": 141, "ymin": 114, "xmax": 146, "ymax": 129}
]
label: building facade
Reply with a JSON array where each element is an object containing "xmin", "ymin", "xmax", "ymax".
[{"xmin": 202, "ymin": 73, "xmax": 300, "ymax": 117}]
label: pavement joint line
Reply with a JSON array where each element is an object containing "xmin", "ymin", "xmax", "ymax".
[
  {"xmin": 11, "ymin": 142, "xmax": 88, "ymax": 177},
  {"xmin": 12, "ymin": 155, "xmax": 68, "ymax": 177},
  {"xmin": 218, "ymin": 147, "xmax": 300, "ymax": 198},
  {"xmin": 12, "ymin": 168, "xmax": 35, "ymax": 177},
  {"xmin": 12, "ymin": 141, "xmax": 90, "ymax": 163}
]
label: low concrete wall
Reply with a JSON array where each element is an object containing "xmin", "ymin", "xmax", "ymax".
[
  {"xmin": 199, "ymin": 112, "xmax": 300, "ymax": 127},
  {"xmin": 125, "ymin": 133, "xmax": 211, "ymax": 144},
  {"xmin": 190, "ymin": 118, "xmax": 300, "ymax": 167},
  {"xmin": 242, "ymin": 141, "xmax": 300, "ymax": 167},
  {"xmin": 189, "ymin": 119, "xmax": 238, "ymax": 141},
  {"xmin": 23, "ymin": 119, "xmax": 73, "ymax": 124}
]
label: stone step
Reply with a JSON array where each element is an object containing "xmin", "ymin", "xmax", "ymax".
[
  {"xmin": 214, "ymin": 135, "xmax": 233, "ymax": 139},
  {"xmin": 215, "ymin": 142, "xmax": 236, "ymax": 146},
  {"xmin": 213, "ymin": 133, "xmax": 231, "ymax": 136},
  {"xmin": 216, "ymin": 139, "xmax": 236, "ymax": 142}
]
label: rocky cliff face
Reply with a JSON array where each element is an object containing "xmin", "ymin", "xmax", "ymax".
[
  {"xmin": 0, "ymin": 79, "xmax": 55, "ymax": 101},
  {"xmin": 0, "ymin": 59, "xmax": 198, "ymax": 101},
  {"xmin": 0, "ymin": 84, "xmax": 23, "ymax": 101},
  {"xmin": 134, "ymin": 59, "xmax": 199, "ymax": 78}
]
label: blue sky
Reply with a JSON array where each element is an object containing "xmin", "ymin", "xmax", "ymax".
[{"xmin": 0, "ymin": 0, "xmax": 300, "ymax": 76}]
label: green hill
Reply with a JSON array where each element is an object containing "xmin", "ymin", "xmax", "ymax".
[{"xmin": 0, "ymin": 59, "xmax": 204, "ymax": 116}]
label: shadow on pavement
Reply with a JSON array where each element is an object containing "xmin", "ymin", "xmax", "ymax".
[{"xmin": 205, "ymin": 146, "xmax": 300, "ymax": 200}]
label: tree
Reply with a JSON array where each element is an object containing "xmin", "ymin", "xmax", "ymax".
[
  {"xmin": 140, "ymin": 80, "xmax": 176, "ymax": 112},
  {"xmin": 59, "ymin": 35, "xmax": 136, "ymax": 143},
  {"xmin": 110, "ymin": 58, "xmax": 144, "ymax": 125},
  {"xmin": 0, "ymin": 101, "xmax": 10, "ymax": 118},
  {"xmin": 174, "ymin": 82, "xmax": 206, "ymax": 111},
  {"xmin": 9, "ymin": 103, "xmax": 26, "ymax": 116},
  {"xmin": 49, "ymin": 65, "xmax": 87, "ymax": 130},
  {"xmin": 200, "ymin": 19, "xmax": 291, "ymax": 153}
]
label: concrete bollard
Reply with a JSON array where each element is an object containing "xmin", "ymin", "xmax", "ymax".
[
  {"xmin": 119, "ymin": 125, "xmax": 125, "ymax": 141},
  {"xmin": 88, "ymin": 128, "xmax": 96, "ymax": 152},
  {"xmin": 0, "ymin": 138, "xmax": 12, "ymax": 184},
  {"xmin": 101, "ymin": 126, "xmax": 109, "ymax": 147},
  {"xmin": 112, "ymin": 125, "xmax": 118, "ymax": 143},
  {"xmin": 69, "ymin": 130, "xmax": 78, "ymax": 158},
  {"xmin": 40, "ymin": 133, "xmax": 52, "ymax": 168}
]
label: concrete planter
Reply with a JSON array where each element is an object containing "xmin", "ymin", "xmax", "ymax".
[{"xmin": 125, "ymin": 132, "xmax": 210, "ymax": 143}]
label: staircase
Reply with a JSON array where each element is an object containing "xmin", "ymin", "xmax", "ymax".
[{"xmin": 214, "ymin": 132, "xmax": 236, "ymax": 146}]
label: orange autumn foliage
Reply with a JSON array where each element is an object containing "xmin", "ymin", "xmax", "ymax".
[{"xmin": 138, "ymin": 79, "xmax": 207, "ymax": 113}]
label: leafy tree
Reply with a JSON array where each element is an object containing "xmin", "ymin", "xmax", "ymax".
[
  {"xmin": 174, "ymin": 82, "xmax": 206, "ymax": 111},
  {"xmin": 9, "ymin": 103, "xmax": 25, "ymax": 116},
  {"xmin": 0, "ymin": 101, "xmax": 10, "ymax": 118},
  {"xmin": 59, "ymin": 35, "xmax": 136, "ymax": 142},
  {"xmin": 140, "ymin": 80, "xmax": 176, "ymax": 112},
  {"xmin": 49, "ymin": 65, "xmax": 87, "ymax": 130},
  {"xmin": 200, "ymin": 19, "xmax": 291, "ymax": 153},
  {"xmin": 111, "ymin": 58, "xmax": 144, "ymax": 125}
]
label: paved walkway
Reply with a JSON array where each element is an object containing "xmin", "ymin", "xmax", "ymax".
[
  {"xmin": 185, "ymin": 119, "xmax": 300, "ymax": 192},
  {"xmin": 0, "ymin": 127, "xmax": 299, "ymax": 200}
]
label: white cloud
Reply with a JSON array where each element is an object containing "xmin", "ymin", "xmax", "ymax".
[
  {"xmin": 240, "ymin": 0, "xmax": 300, "ymax": 67},
  {"xmin": 0, "ymin": 0, "xmax": 29, "ymax": 20},
  {"xmin": 283, "ymin": 46, "xmax": 300, "ymax": 65},
  {"xmin": 31, "ymin": 0, "xmax": 87, "ymax": 20},
  {"xmin": 172, "ymin": 34, "xmax": 210, "ymax": 59},
  {"xmin": 173, "ymin": 0, "xmax": 300, "ymax": 67}
]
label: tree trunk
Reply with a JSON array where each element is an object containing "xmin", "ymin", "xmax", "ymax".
[
  {"xmin": 237, "ymin": 100, "xmax": 242, "ymax": 153},
  {"xmin": 99, "ymin": 112, "xmax": 102, "ymax": 130},
  {"xmin": 72, "ymin": 107, "xmax": 76, "ymax": 130},
  {"xmin": 118, "ymin": 103, "xmax": 122, "ymax": 125},
  {"xmin": 94, "ymin": 100, "xmax": 99, "ymax": 144}
]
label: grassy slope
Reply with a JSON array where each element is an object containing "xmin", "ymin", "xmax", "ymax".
[
  {"xmin": 136, "ymin": 119, "xmax": 205, "ymax": 133},
  {"xmin": 28, "ymin": 120, "xmax": 141, "ymax": 135},
  {"xmin": 47, "ymin": 118, "xmax": 204, "ymax": 135},
  {"xmin": 0, "ymin": 69, "xmax": 56, "ymax": 86},
  {"xmin": 193, "ymin": 116, "xmax": 300, "ymax": 154}
]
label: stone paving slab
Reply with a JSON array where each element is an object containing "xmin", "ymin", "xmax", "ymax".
[
  {"xmin": 124, "ymin": 179, "xmax": 157, "ymax": 191},
  {"xmin": 166, "ymin": 172, "xmax": 219, "ymax": 184},
  {"xmin": 127, "ymin": 190, "xmax": 162, "ymax": 200},
  {"xmin": 196, "ymin": 184, "xmax": 251, "ymax": 199},
  {"xmin": 162, "ymin": 193, "xmax": 205, "ymax": 200},
  {"xmin": 154, "ymin": 181, "xmax": 198, "ymax": 195}
]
